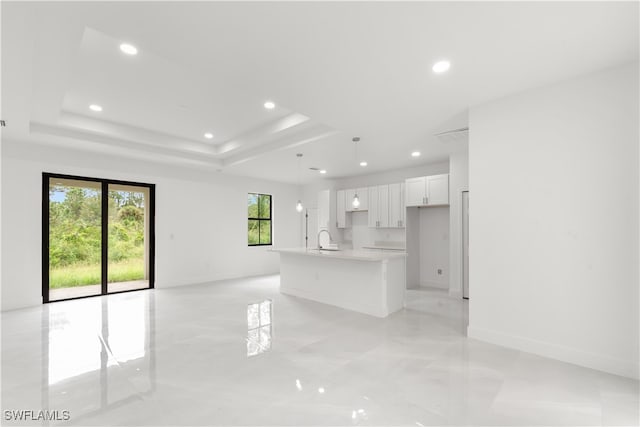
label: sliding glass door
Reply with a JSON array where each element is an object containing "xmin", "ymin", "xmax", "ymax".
[
  {"xmin": 107, "ymin": 184, "xmax": 151, "ymax": 293},
  {"xmin": 43, "ymin": 174, "xmax": 155, "ymax": 303},
  {"xmin": 46, "ymin": 178, "xmax": 103, "ymax": 301}
]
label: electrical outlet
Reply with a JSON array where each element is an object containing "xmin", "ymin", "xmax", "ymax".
[{"xmin": 437, "ymin": 269, "xmax": 443, "ymax": 275}]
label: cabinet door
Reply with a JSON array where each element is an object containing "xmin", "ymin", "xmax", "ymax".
[
  {"xmin": 378, "ymin": 185, "xmax": 389, "ymax": 228},
  {"xmin": 317, "ymin": 189, "xmax": 330, "ymax": 229},
  {"xmin": 399, "ymin": 183, "xmax": 405, "ymax": 227},
  {"xmin": 388, "ymin": 183, "xmax": 402, "ymax": 228},
  {"xmin": 426, "ymin": 174, "xmax": 449, "ymax": 205},
  {"xmin": 336, "ymin": 189, "xmax": 346, "ymax": 228},
  {"xmin": 356, "ymin": 187, "xmax": 368, "ymax": 211},
  {"xmin": 405, "ymin": 177, "xmax": 426, "ymax": 206},
  {"xmin": 368, "ymin": 186, "xmax": 379, "ymax": 228}
]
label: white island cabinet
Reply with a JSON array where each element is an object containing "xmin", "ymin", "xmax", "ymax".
[{"xmin": 272, "ymin": 248, "xmax": 406, "ymax": 318}]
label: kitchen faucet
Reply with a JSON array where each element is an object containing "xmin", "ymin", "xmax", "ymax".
[{"xmin": 317, "ymin": 229, "xmax": 332, "ymax": 250}]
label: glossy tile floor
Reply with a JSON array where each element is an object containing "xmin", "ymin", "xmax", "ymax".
[{"xmin": 2, "ymin": 275, "xmax": 638, "ymax": 426}]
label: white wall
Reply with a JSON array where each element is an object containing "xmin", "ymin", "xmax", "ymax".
[
  {"xmin": 449, "ymin": 150, "xmax": 469, "ymax": 297},
  {"xmin": 468, "ymin": 63, "xmax": 639, "ymax": 379},
  {"xmin": 419, "ymin": 206, "xmax": 450, "ymax": 289},
  {"xmin": 1, "ymin": 141, "xmax": 301, "ymax": 311}
]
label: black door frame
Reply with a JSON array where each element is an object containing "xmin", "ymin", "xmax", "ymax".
[{"xmin": 42, "ymin": 172, "xmax": 156, "ymax": 303}]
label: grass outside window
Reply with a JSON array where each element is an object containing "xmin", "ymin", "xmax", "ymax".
[{"xmin": 248, "ymin": 193, "xmax": 272, "ymax": 246}]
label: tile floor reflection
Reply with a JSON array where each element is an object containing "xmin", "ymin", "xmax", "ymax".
[
  {"xmin": 2, "ymin": 275, "xmax": 638, "ymax": 426},
  {"xmin": 247, "ymin": 299, "xmax": 272, "ymax": 357}
]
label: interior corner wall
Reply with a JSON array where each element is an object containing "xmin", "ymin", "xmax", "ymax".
[
  {"xmin": 1, "ymin": 142, "xmax": 301, "ymax": 311},
  {"xmin": 448, "ymin": 150, "xmax": 469, "ymax": 297},
  {"xmin": 468, "ymin": 62, "xmax": 639, "ymax": 379}
]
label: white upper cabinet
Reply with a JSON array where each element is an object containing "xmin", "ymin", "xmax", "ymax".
[
  {"xmin": 358, "ymin": 188, "xmax": 369, "ymax": 211},
  {"xmin": 336, "ymin": 189, "xmax": 347, "ymax": 228},
  {"xmin": 367, "ymin": 186, "xmax": 379, "ymax": 228},
  {"xmin": 405, "ymin": 174, "xmax": 449, "ymax": 207},
  {"xmin": 388, "ymin": 182, "xmax": 405, "ymax": 228},
  {"xmin": 405, "ymin": 177, "xmax": 427, "ymax": 207},
  {"xmin": 368, "ymin": 185, "xmax": 390, "ymax": 228},
  {"xmin": 346, "ymin": 188, "xmax": 368, "ymax": 212},
  {"xmin": 378, "ymin": 185, "xmax": 389, "ymax": 227},
  {"xmin": 426, "ymin": 174, "xmax": 449, "ymax": 205},
  {"xmin": 317, "ymin": 189, "xmax": 330, "ymax": 229}
]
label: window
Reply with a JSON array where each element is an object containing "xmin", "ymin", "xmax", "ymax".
[{"xmin": 248, "ymin": 193, "xmax": 272, "ymax": 246}]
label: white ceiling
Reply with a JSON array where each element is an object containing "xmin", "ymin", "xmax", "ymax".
[{"xmin": 2, "ymin": 1, "xmax": 638, "ymax": 183}]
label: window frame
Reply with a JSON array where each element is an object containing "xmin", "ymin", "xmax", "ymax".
[{"xmin": 247, "ymin": 193, "xmax": 273, "ymax": 246}]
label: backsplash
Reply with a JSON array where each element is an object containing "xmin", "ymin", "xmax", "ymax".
[{"xmin": 341, "ymin": 211, "xmax": 405, "ymax": 250}]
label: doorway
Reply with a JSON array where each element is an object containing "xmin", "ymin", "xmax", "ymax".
[
  {"xmin": 43, "ymin": 173, "xmax": 155, "ymax": 303},
  {"xmin": 462, "ymin": 191, "xmax": 469, "ymax": 299}
]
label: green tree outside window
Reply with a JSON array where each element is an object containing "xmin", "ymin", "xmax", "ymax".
[{"xmin": 248, "ymin": 193, "xmax": 272, "ymax": 245}]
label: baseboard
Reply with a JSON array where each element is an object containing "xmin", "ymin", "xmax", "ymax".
[
  {"xmin": 156, "ymin": 271, "xmax": 280, "ymax": 290},
  {"xmin": 420, "ymin": 280, "xmax": 448, "ymax": 290},
  {"xmin": 467, "ymin": 325, "xmax": 639, "ymax": 380}
]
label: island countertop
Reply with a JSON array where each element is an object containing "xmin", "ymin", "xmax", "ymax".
[{"xmin": 271, "ymin": 247, "xmax": 407, "ymax": 262}]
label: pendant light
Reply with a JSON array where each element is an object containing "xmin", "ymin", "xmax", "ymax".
[
  {"xmin": 295, "ymin": 153, "xmax": 303, "ymax": 212},
  {"xmin": 352, "ymin": 137, "xmax": 361, "ymax": 208}
]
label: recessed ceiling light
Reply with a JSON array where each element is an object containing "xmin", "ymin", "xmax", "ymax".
[
  {"xmin": 120, "ymin": 43, "xmax": 138, "ymax": 55},
  {"xmin": 204, "ymin": 132, "xmax": 214, "ymax": 139},
  {"xmin": 360, "ymin": 161, "xmax": 368, "ymax": 167},
  {"xmin": 319, "ymin": 169, "xmax": 327, "ymax": 174},
  {"xmin": 432, "ymin": 60, "xmax": 450, "ymax": 73},
  {"xmin": 411, "ymin": 151, "xmax": 421, "ymax": 157},
  {"xmin": 89, "ymin": 104, "xmax": 103, "ymax": 112},
  {"xmin": 264, "ymin": 101, "xmax": 275, "ymax": 110}
]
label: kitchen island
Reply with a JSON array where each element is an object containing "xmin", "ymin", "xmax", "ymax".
[{"xmin": 272, "ymin": 248, "xmax": 406, "ymax": 318}]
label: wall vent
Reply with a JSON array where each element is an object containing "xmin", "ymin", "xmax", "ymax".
[{"xmin": 434, "ymin": 126, "xmax": 468, "ymax": 143}]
